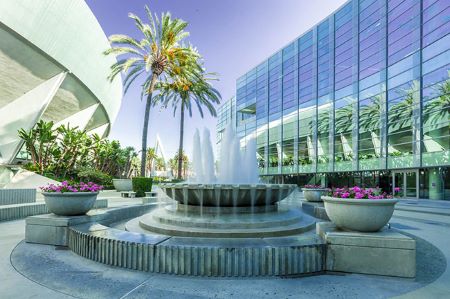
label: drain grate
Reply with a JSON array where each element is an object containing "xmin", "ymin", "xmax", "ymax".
[
  {"xmin": 279, "ymin": 271, "xmax": 326, "ymax": 279},
  {"xmin": 54, "ymin": 246, "xmax": 69, "ymax": 250}
]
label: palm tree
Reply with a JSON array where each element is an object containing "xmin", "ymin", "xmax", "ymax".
[
  {"xmin": 334, "ymin": 105, "xmax": 353, "ymax": 134},
  {"xmin": 359, "ymin": 95, "xmax": 382, "ymax": 133},
  {"xmin": 154, "ymin": 66, "xmax": 221, "ymax": 179},
  {"xmin": 424, "ymin": 74, "xmax": 450, "ymax": 126},
  {"xmin": 104, "ymin": 5, "xmax": 199, "ymax": 177},
  {"xmin": 146, "ymin": 147, "xmax": 157, "ymax": 174},
  {"xmin": 388, "ymin": 81, "xmax": 420, "ymax": 132}
]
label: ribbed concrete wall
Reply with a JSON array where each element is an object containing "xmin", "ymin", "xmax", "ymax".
[
  {"xmin": 0, "ymin": 189, "xmax": 36, "ymax": 205},
  {"xmin": 0, "ymin": 199, "xmax": 107, "ymax": 222},
  {"xmin": 68, "ymin": 227, "xmax": 325, "ymax": 277}
]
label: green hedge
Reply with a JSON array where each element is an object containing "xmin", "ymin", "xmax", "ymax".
[
  {"xmin": 132, "ymin": 177, "xmax": 153, "ymax": 197},
  {"xmin": 77, "ymin": 168, "xmax": 114, "ymax": 189}
]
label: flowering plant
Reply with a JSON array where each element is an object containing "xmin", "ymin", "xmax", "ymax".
[
  {"xmin": 303, "ymin": 184, "xmax": 326, "ymax": 189},
  {"xmin": 327, "ymin": 186, "xmax": 399, "ymax": 199},
  {"xmin": 40, "ymin": 181, "xmax": 103, "ymax": 193}
]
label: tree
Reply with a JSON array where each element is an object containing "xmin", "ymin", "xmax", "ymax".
[
  {"xmin": 104, "ymin": 5, "xmax": 199, "ymax": 177},
  {"xmin": 18, "ymin": 120, "xmax": 57, "ymax": 174},
  {"xmin": 154, "ymin": 156, "xmax": 166, "ymax": 171},
  {"xmin": 169, "ymin": 150, "xmax": 189, "ymax": 179},
  {"xmin": 154, "ymin": 65, "xmax": 221, "ymax": 179},
  {"xmin": 424, "ymin": 73, "xmax": 450, "ymax": 126},
  {"xmin": 359, "ymin": 95, "xmax": 382, "ymax": 133},
  {"xmin": 146, "ymin": 147, "xmax": 158, "ymax": 174}
]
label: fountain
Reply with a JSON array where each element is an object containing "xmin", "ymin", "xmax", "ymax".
[
  {"xmin": 27, "ymin": 127, "xmax": 415, "ymax": 279},
  {"xmin": 126, "ymin": 125, "xmax": 313, "ymax": 238}
]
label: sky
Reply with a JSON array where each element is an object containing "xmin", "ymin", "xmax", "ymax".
[{"xmin": 85, "ymin": 0, "xmax": 347, "ymax": 160}]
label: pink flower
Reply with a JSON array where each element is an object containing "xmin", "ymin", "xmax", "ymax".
[
  {"xmin": 341, "ymin": 192, "xmax": 350, "ymax": 198},
  {"xmin": 355, "ymin": 192, "xmax": 364, "ymax": 199}
]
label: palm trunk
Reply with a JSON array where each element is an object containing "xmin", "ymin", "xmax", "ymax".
[
  {"xmin": 140, "ymin": 74, "xmax": 158, "ymax": 177},
  {"xmin": 177, "ymin": 103, "xmax": 185, "ymax": 180}
]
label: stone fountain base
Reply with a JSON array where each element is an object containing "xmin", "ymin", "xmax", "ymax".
[
  {"xmin": 126, "ymin": 204, "xmax": 316, "ymax": 238},
  {"xmin": 24, "ymin": 203, "xmax": 416, "ymax": 278}
]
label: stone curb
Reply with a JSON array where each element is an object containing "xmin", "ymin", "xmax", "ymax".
[
  {"xmin": 1, "ymin": 199, "xmax": 107, "ymax": 222},
  {"xmin": 68, "ymin": 226, "xmax": 325, "ymax": 277}
]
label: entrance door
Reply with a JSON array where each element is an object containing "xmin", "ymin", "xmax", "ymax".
[{"xmin": 392, "ymin": 170, "xmax": 419, "ymax": 199}]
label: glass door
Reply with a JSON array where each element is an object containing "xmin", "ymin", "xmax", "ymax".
[
  {"xmin": 405, "ymin": 171, "xmax": 418, "ymax": 198},
  {"xmin": 392, "ymin": 170, "xmax": 419, "ymax": 199},
  {"xmin": 393, "ymin": 172, "xmax": 404, "ymax": 197}
]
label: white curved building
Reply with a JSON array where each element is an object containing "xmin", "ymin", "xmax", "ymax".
[{"xmin": 0, "ymin": 0, "xmax": 123, "ymax": 164}]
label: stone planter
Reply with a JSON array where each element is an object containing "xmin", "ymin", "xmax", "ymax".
[
  {"xmin": 43, "ymin": 192, "xmax": 98, "ymax": 216},
  {"xmin": 322, "ymin": 196, "xmax": 398, "ymax": 232},
  {"xmin": 113, "ymin": 179, "xmax": 133, "ymax": 192},
  {"xmin": 303, "ymin": 188, "xmax": 328, "ymax": 202}
]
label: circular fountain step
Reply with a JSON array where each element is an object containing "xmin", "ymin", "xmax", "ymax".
[
  {"xmin": 149, "ymin": 207, "xmax": 303, "ymax": 229},
  {"xmin": 126, "ymin": 210, "xmax": 316, "ymax": 238}
]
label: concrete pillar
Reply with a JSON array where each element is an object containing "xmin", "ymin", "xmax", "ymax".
[{"xmin": 428, "ymin": 169, "xmax": 443, "ymax": 200}]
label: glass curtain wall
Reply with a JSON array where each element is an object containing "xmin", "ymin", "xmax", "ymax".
[
  {"xmin": 236, "ymin": 68, "xmax": 257, "ymax": 153},
  {"xmin": 256, "ymin": 62, "xmax": 269, "ymax": 173},
  {"xmin": 317, "ymin": 19, "xmax": 334, "ymax": 173},
  {"xmin": 298, "ymin": 31, "xmax": 316, "ymax": 173},
  {"xmin": 236, "ymin": 75, "xmax": 247, "ymax": 140},
  {"xmin": 386, "ymin": 0, "xmax": 422, "ymax": 169},
  {"xmin": 282, "ymin": 42, "xmax": 298, "ymax": 174},
  {"xmin": 334, "ymin": 3, "xmax": 357, "ymax": 172},
  {"xmin": 421, "ymin": 0, "xmax": 450, "ymax": 167},
  {"xmin": 268, "ymin": 52, "xmax": 282, "ymax": 174},
  {"xmin": 358, "ymin": 0, "xmax": 387, "ymax": 171},
  {"xmin": 228, "ymin": 0, "xmax": 450, "ymax": 199}
]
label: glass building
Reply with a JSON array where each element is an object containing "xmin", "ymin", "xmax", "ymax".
[{"xmin": 222, "ymin": 0, "xmax": 450, "ymax": 200}]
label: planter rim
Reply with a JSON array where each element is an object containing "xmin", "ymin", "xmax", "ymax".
[
  {"xmin": 113, "ymin": 179, "xmax": 131, "ymax": 181},
  {"xmin": 160, "ymin": 183, "xmax": 297, "ymax": 189},
  {"xmin": 42, "ymin": 192, "xmax": 99, "ymax": 196},
  {"xmin": 322, "ymin": 195, "xmax": 398, "ymax": 205},
  {"xmin": 302, "ymin": 188, "xmax": 328, "ymax": 191}
]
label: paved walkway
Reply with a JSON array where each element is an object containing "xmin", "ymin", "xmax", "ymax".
[{"xmin": 1, "ymin": 195, "xmax": 449, "ymax": 298}]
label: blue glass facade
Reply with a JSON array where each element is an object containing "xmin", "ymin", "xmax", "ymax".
[{"xmin": 224, "ymin": 0, "xmax": 450, "ymax": 199}]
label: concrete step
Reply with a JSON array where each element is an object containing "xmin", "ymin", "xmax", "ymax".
[
  {"xmin": 129, "ymin": 213, "xmax": 316, "ymax": 238},
  {"xmin": 150, "ymin": 208, "xmax": 303, "ymax": 229},
  {"xmin": 395, "ymin": 204, "xmax": 450, "ymax": 217},
  {"xmin": 0, "ymin": 199, "xmax": 108, "ymax": 222},
  {"xmin": 0, "ymin": 189, "xmax": 36, "ymax": 205}
]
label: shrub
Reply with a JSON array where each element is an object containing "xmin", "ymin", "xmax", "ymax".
[
  {"xmin": 132, "ymin": 177, "xmax": 153, "ymax": 197},
  {"xmin": 77, "ymin": 168, "xmax": 113, "ymax": 189},
  {"xmin": 170, "ymin": 178, "xmax": 184, "ymax": 183}
]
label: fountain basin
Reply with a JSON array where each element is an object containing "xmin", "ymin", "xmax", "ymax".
[{"xmin": 159, "ymin": 183, "xmax": 297, "ymax": 207}]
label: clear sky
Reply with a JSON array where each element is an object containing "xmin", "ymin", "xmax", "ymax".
[{"xmin": 85, "ymin": 0, "xmax": 347, "ymax": 160}]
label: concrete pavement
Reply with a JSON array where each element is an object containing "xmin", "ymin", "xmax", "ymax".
[{"xmin": 0, "ymin": 194, "xmax": 449, "ymax": 298}]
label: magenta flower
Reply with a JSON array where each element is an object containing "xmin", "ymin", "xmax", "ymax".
[
  {"xmin": 40, "ymin": 182, "xmax": 103, "ymax": 193},
  {"xmin": 327, "ymin": 186, "xmax": 396, "ymax": 200}
]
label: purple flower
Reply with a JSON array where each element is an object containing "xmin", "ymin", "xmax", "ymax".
[
  {"xmin": 327, "ymin": 186, "xmax": 397, "ymax": 200},
  {"xmin": 40, "ymin": 181, "xmax": 103, "ymax": 194},
  {"xmin": 341, "ymin": 192, "xmax": 350, "ymax": 198}
]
